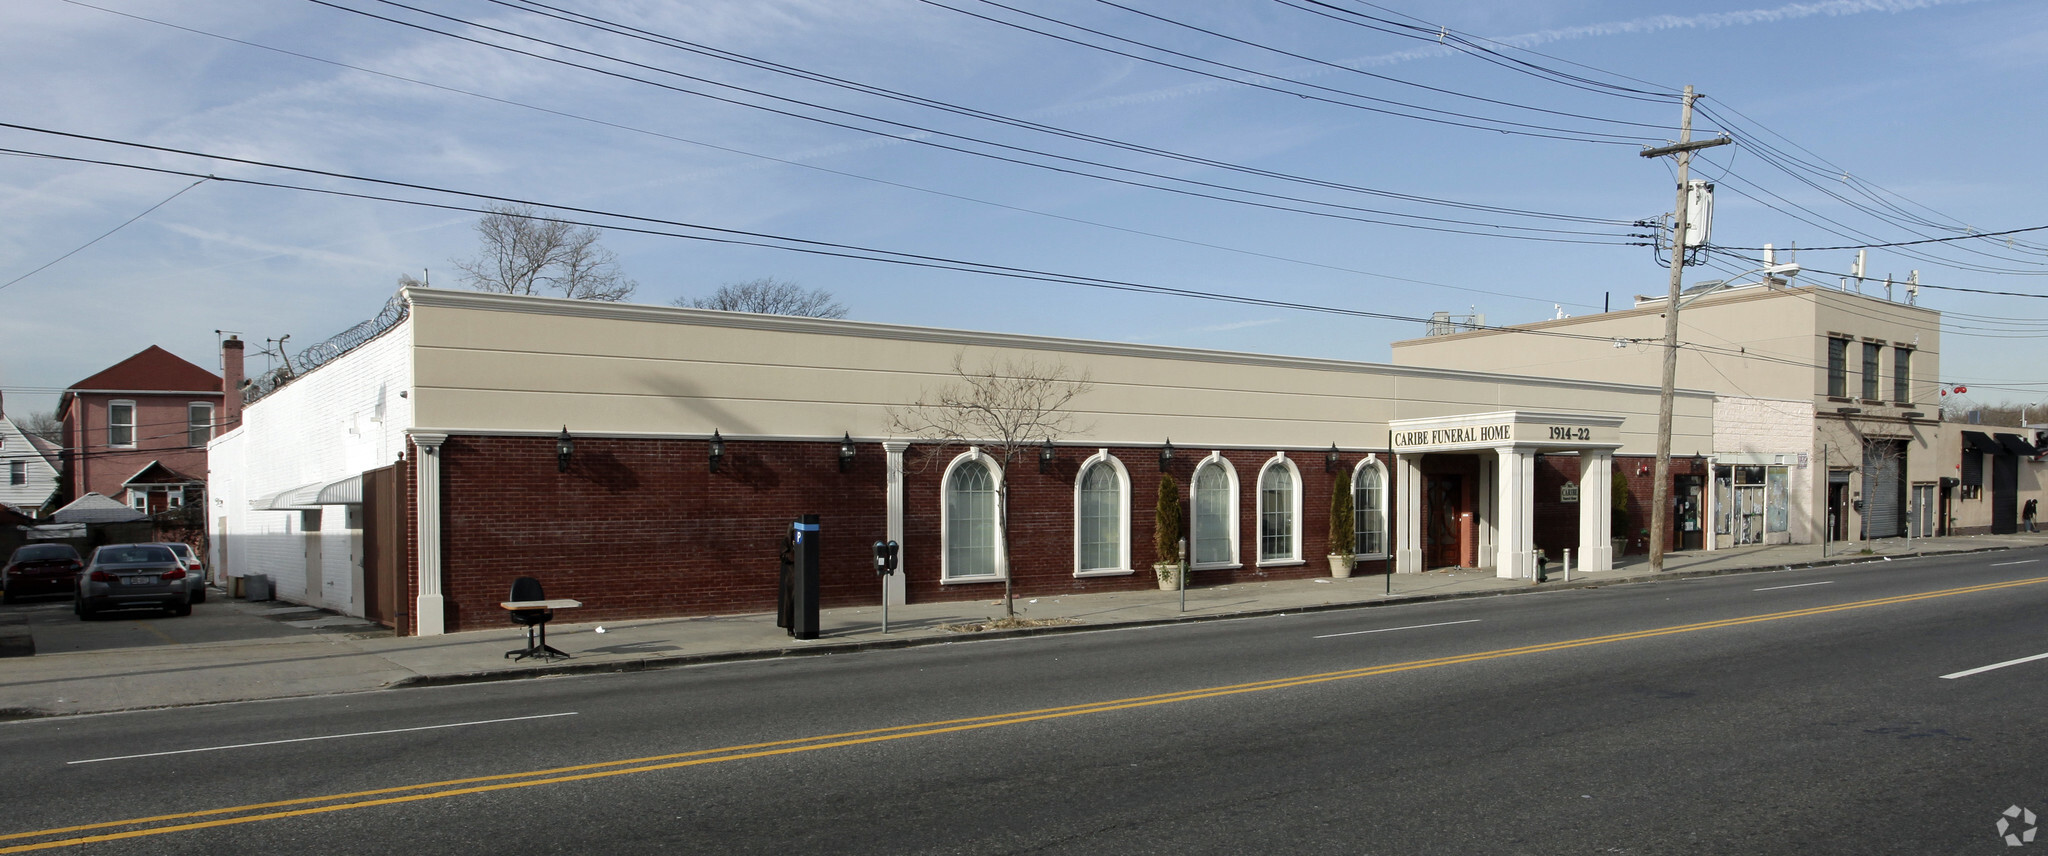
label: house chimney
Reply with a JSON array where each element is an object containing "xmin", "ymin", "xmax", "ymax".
[{"xmin": 222, "ymin": 335, "xmax": 245, "ymax": 431}]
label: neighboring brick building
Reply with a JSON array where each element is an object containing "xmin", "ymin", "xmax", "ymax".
[
  {"xmin": 209, "ymin": 288, "xmax": 1708, "ymax": 636},
  {"xmin": 58, "ymin": 344, "xmax": 231, "ymax": 515}
]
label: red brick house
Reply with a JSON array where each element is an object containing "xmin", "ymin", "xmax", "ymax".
[{"xmin": 59, "ymin": 343, "xmax": 238, "ymax": 514}]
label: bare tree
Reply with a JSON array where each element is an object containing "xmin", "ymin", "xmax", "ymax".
[
  {"xmin": 17, "ymin": 410, "xmax": 61, "ymax": 444},
  {"xmin": 677, "ymin": 277, "xmax": 847, "ymax": 318},
  {"xmin": 889, "ymin": 354, "xmax": 1092, "ymax": 618},
  {"xmin": 452, "ymin": 203, "xmax": 636, "ymax": 302}
]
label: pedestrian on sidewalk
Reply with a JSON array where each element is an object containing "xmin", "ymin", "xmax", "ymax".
[{"xmin": 2025, "ymin": 498, "xmax": 2038, "ymax": 533}]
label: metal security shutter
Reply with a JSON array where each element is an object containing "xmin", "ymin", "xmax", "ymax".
[{"xmin": 1862, "ymin": 440, "xmax": 1905, "ymax": 539}]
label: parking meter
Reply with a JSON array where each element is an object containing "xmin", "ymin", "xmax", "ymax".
[
  {"xmin": 785, "ymin": 515, "xmax": 821, "ymax": 640},
  {"xmin": 872, "ymin": 540, "xmax": 900, "ymax": 575}
]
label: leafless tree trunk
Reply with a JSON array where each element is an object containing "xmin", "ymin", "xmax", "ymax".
[
  {"xmin": 889, "ymin": 354, "xmax": 1092, "ymax": 618},
  {"xmin": 452, "ymin": 203, "xmax": 636, "ymax": 302}
]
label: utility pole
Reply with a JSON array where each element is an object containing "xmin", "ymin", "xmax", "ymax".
[{"xmin": 1640, "ymin": 85, "xmax": 1729, "ymax": 572}]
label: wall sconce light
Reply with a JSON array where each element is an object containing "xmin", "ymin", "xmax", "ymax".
[
  {"xmin": 839, "ymin": 432, "xmax": 856, "ymax": 472},
  {"xmin": 709, "ymin": 429, "xmax": 724, "ymax": 473},
  {"xmin": 1159, "ymin": 438, "xmax": 1175, "ymax": 471},
  {"xmin": 1325, "ymin": 444, "xmax": 1341, "ymax": 473},
  {"xmin": 556, "ymin": 426, "xmax": 574, "ymax": 473},
  {"xmin": 1039, "ymin": 438, "xmax": 1055, "ymax": 473}
]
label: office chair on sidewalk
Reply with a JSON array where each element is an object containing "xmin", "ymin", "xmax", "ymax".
[{"xmin": 505, "ymin": 576, "xmax": 568, "ymax": 661}]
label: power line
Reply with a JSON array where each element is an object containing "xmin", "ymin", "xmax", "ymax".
[
  {"xmin": 0, "ymin": 132, "xmax": 1673, "ymax": 355},
  {"xmin": 46, "ymin": 0, "xmax": 1597, "ymax": 312},
  {"xmin": 0, "ymin": 177, "xmax": 208, "ymax": 292},
  {"xmin": 307, "ymin": 0, "xmax": 1637, "ymax": 242},
  {"xmin": 918, "ymin": 0, "xmax": 1661, "ymax": 144}
]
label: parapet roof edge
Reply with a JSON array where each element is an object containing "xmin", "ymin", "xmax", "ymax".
[{"xmin": 401, "ymin": 288, "xmax": 1717, "ymax": 400}]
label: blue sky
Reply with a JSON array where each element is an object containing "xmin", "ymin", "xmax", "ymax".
[{"xmin": 3, "ymin": 0, "xmax": 2044, "ymax": 419}]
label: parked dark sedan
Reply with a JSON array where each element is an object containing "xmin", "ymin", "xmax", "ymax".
[
  {"xmin": 76, "ymin": 543, "xmax": 191, "ymax": 618},
  {"xmin": 2, "ymin": 544, "xmax": 85, "ymax": 602}
]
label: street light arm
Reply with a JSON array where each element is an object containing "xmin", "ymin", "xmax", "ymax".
[{"xmin": 1673, "ymin": 263, "xmax": 1801, "ymax": 310}]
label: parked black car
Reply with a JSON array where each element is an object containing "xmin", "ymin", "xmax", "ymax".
[
  {"xmin": 3, "ymin": 544, "xmax": 85, "ymax": 603},
  {"xmin": 76, "ymin": 543, "xmax": 191, "ymax": 619}
]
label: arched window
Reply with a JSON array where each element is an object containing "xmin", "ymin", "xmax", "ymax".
[
  {"xmin": 1191, "ymin": 453, "xmax": 1240, "ymax": 569},
  {"xmin": 1074, "ymin": 451, "xmax": 1131, "ymax": 576},
  {"xmin": 1353, "ymin": 457, "xmax": 1388, "ymax": 556},
  {"xmin": 943, "ymin": 451, "xmax": 1003, "ymax": 582},
  {"xmin": 1256, "ymin": 454, "xmax": 1302, "ymax": 564}
]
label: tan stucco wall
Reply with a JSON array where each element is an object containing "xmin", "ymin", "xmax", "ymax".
[
  {"xmin": 1389, "ymin": 285, "xmax": 1941, "ymax": 415},
  {"xmin": 404, "ymin": 289, "xmax": 1714, "ymax": 454}
]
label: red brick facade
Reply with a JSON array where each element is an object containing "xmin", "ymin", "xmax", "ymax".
[{"xmin": 393, "ymin": 433, "xmax": 1661, "ymax": 633}]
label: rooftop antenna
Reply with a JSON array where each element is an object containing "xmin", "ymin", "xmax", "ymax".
[
  {"xmin": 1883, "ymin": 274, "xmax": 1894, "ymax": 303},
  {"xmin": 1907, "ymin": 270, "xmax": 1919, "ymax": 306},
  {"xmin": 1851, "ymin": 249, "xmax": 1867, "ymax": 293}
]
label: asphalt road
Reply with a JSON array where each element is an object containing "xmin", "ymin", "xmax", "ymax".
[{"xmin": 4, "ymin": 549, "xmax": 2048, "ymax": 854}]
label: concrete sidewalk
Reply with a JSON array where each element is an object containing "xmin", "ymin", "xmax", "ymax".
[{"xmin": 4, "ymin": 532, "xmax": 2041, "ymax": 719}]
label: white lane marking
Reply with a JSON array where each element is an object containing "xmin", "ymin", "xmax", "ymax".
[
  {"xmin": 1992, "ymin": 559, "xmax": 2040, "ymax": 567},
  {"xmin": 1942, "ymin": 652, "xmax": 2048, "ymax": 680},
  {"xmin": 1753, "ymin": 581, "xmax": 1835, "ymax": 592},
  {"xmin": 1315, "ymin": 619, "xmax": 1481, "ymax": 639},
  {"xmin": 68, "ymin": 712, "xmax": 579, "ymax": 765}
]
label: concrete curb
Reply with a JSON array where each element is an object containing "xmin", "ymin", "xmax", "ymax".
[
  {"xmin": 389, "ymin": 544, "xmax": 2005, "ymax": 691},
  {"xmin": 0, "ymin": 615, "xmax": 32, "ymax": 658}
]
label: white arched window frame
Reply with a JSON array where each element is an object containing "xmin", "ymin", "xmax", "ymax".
[
  {"xmin": 1073, "ymin": 450, "xmax": 1133, "ymax": 577},
  {"xmin": 940, "ymin": 449, "xmax": 1006, "ymax": 583},
  {"xmin": 1255, "ymin": 453, "xmax": 1304, "ymax": 566},
  {"xmin": 1352, "ymin": 456, "xmax": 1389, "ymax": 558},
  {"xmin": 1190, "ymin": 452, "xmax": 1241, "ymax": 570}
]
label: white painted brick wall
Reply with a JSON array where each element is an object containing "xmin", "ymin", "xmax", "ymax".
[
  {"xmin": 207, "ymin": 320, "xmax": 413, "ymax": 615},
  {"xmin": 1714, "ymin": 396, "xmax": 1818, "ymax": 544}
]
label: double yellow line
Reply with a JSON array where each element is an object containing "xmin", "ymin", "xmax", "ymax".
[{"xmin": 6, "ymin": 574, "xmax": 2042, "ymax": 853}]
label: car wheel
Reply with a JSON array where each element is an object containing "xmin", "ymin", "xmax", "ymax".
[
  {"xmin": 76, "ymin": 598, "xmax": 95, "ymax": 620},
  {"xmin": 192, "ymin": 587, "xmax": 207, "ymax": 605},
  {"xmin": 171, "ymin": 600, "xmax": 192, "ymax": 617},
  {"xmin": 1, "ymin": 583, "xmax": 14, "ymax": 605}
]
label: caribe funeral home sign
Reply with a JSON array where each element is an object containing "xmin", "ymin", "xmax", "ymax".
[{"xmin": 1388, "ymin": 411, "xmax": 1623, "ymax": 452}]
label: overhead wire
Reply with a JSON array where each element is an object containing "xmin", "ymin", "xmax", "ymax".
[
  {"xmin": 42, "ymin": 0, "xmax": 1602, "ymax": 310},
  {"xmin": 919, "ymin": 0, "xmax": 1661, "ymax": 143},
  {"xmin": 303, "ymin": 0, "xmax": 1641, "ymax": 244},
  {"xmin": 1077, "ymin": 0, "xmax": 1673, "ymax": 132},
  {"xmin": 479, "ymin": 0, "xmax": 1635, "ymax": 225},
  {"xmin": 0, "ymin": 128, "xmax": 1684, "ymax": 355}
]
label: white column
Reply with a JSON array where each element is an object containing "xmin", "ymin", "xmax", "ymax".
[
  {"xmin": 1496, "ymin": 447, "xmax": 1536, "ymax": 579},
  {"xmin": 411, "ymin": 432, "xmax": 447, "ymax": 636},
  {"xmin": 1395, "ymin": 453, "xmax": 1424, "ymax": 574},
  {"xmin": 1579, "ymin": 450, "xmax": 1613, "ymax": 572},
  {"xmin": 1475, "ymin": 453, "xmax": 1497, "ymax": 571},
  {"xmin": 883, "ymin": 440, "xmax": 909, "ymax": 606}
]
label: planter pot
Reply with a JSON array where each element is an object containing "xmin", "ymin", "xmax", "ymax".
[
  {"xmin": 1328, "ymin": 554, "xmax": 1355, "ymax": 579},
  {"xmin": 1611, "ymin": 537, "xmax": 1627, "ymax": 558},
  {"xmin": 1153, "ymin": 562, "xmax": 1183, "ymax": 591}
]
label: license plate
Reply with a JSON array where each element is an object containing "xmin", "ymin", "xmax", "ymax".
[{"xmin": 123, "ymin": 576, "xmax": 158, "ymax": 586}]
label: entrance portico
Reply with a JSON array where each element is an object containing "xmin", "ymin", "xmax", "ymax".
[{"xmin": 1390, "ymin": 411, "xmax": 1624, "ymax": 579}]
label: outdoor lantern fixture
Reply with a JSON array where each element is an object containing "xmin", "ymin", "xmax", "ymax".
[
  {"xmin": 1039, "ymin": 438, "xmax": 1056, "ymax": 473},
  {"xmin": 1159, "ymin": 438, "xmax": 1175, "ymax": 471},
  {"xmin": 709, "ymin": 430, "xmax": 725, "ymax": 473},
  {"xmin": 1325, "ymin": 444, "xmax": 1341, "ymax": 473},
  {"xmin": 839, "ymin": 432, "xmax": 856, "ymax": 472},
  {"xmin": 556, "ymin": 426, "xmax": 574, "ymax": 473}
]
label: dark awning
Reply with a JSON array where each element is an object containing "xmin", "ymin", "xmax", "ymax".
[
  {"xmin": 1961, "ymin": 431, "xmax": 2000, "ymax": 454},
  {"xmin": 1999, "ymin": 434, "xmax": 2040, "ymax": 457}
]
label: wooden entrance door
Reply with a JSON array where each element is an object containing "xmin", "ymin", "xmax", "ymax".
[
  {"xmin": 1425, "ymin": 474, "xmax": 1464, "ymax": 569},
  {"xmin": 360, "ymin": 465, "xmax": 405, "ymax": 628}
]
